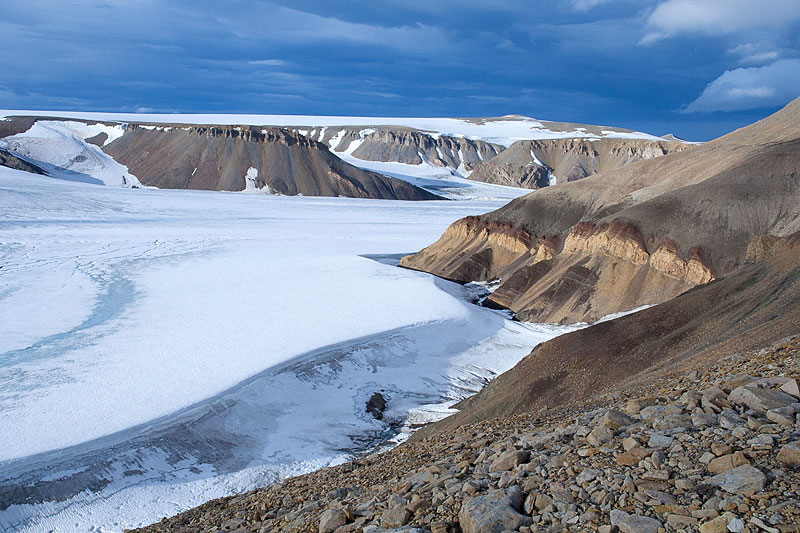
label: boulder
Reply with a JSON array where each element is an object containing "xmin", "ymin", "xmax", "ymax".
[
  {"xmin": 622, "ymin": 437, "xmax": 640, "ymax": 451},
  {"xmin": 603, "ymin": 409, "xmax": 635, "ymax": 430},
  {"xmin": 667, "ymin": 514, "xmax": 698, "ymax": 529},
  {"xmin": 366, "ymin": 392, "xmax": 388, "ymax": 420},
  {"xmin": 780, "ymin": 379, "xmax": 799, "ymax": 398},
  {"xmin": 609, "ymin": 509, "xmax": 662, "ymax": 533},
  {"xmin": 698, "ymin": 512, "xmax": 738, "ymax": 533},
  {"xmin": 319, "ymin": 509, "xmax": 348, "ymax": 533},
  {"xmin": 707, "ymin": 452, "xmax": 750, "ymax": 474},
  {"xmin": 489, "ymin": 449, "xmax": 529, "ymax": 472},
  {"xmin": 727, "ymin": 385, "xmax": 796, "ymax": 413},
  {"xmin": 458, "ymin": 488, "xmax": 531, "ymax": 533},
  {"xmin": 776, "ymin": 441, "xmax": 800, "ymax": 466},
  {"xmin": 587, "ymin": 424, "xmax": 613, "ymax": 447},
  {"xmin": 381, "ymin": 505, "xmax": 411, "ymax": 529},
  {"xmin": 707, "ymin": 465, "xmax": 766, "ymax": 495},
  {"xmin": 647, "ymin": 434, "xmax": 673, "ymax": 448},
  {"xmin": 766, "ymin": 405, "xmax": 797, "ymax": 426},
  {"xmin": 616, "ymin": 446, "xmax": 652, "ymax": 466},
  {"xmin": 576, "ymin": 468, "xmax": 600, "ymax": 485}
]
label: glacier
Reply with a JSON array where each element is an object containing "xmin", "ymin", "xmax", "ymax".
[{"xmin": 0, "ymin": 166, "xmax": 577, "ymax": 532}]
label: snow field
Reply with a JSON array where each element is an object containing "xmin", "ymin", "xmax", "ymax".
[{"xmin": 0, "ymin": 154, "xmax": 583, "ymax": 531}]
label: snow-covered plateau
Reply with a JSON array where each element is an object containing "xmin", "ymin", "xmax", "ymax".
[
  {"xmin": 0, "ymin": 110, "xmax": 667, "ymax": 147},
  {"xmin": 0, "ymin": 166, "xmax": 582, "ymax": 532}
]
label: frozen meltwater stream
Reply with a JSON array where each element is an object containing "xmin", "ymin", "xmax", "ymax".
[{"xmin": 0, "ymin": 168, "xmax": 576, "ymax": 532}]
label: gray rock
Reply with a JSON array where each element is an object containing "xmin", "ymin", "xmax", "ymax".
[
  {"xmin": 576, "ymin": 468, "xmax": 600, "ymax": 485},
  {"xmin": 587, "ymin": 424, "xmax": 613, "ymax": 447},
  {"xmin": 221, "ymin": 518, "xmax": 245, "ymax": 530},
  {"xmin": 647, "ymin": 433, "xmax": 673, "ymax": 448},
  {"xmin": 534, "ymin": 493, "xmax": 554, "ymax": 512},
  {"xmin": 667, "ymin": 513, "xmax": 698, "ymax": 528},
  {"xmin": 776, "ymin": 440, "xmax": 800, "ymax": 466},
  {"xmin": 489, "ymin": 449, "xmax": 529, "ymax": 472},
  {"xmin": 707, "ymin": 465, "xmax": 766, "ymax": 495},
  {"xmin": 692, "ymin": 413, "xmax": 719, "ymax": 427},
  {"xmin": 603, "ymin": 409, "xmax": 635, "ymax": 430},
  {"xmin": 651, "ymin": 450, "xmax": 666, "ymax": 468},
  {"xmin": 728, "ymin": 385, "xmax": 797, "ymax": 413},
  {"xmin": 458, "ymin": 488, "xmax": 532, "ymax": 533},
  {"xmin": 640, "ymin": 404, "xmax": 683, "ymax": 420},
  {"xmin": 728, "ymin": 517, "xmax": 745, "ymax": 532},
  {"xmin": 718, "ymin": 410, "xmax": 746, "ymax": 429},
  {"xmin": 781, "ymin": 379, "xmax": 799, "ymax": 398},
  {"xmin": 644, "ymin": 489, "xmax": 677, "ymax": 505},
  {"xmin": 698, "ymin": 512, "xmax": 736, "ymax": 533},
  {"xmin": 319, "ymin": 508, "xmax": 348, "ymax": 533},
  {"xmin": 610, "ymin": 509, "xmax": 662, "ymax": 533},
  {"xmin": 766, "ymin": 405, "xmax": 797, "ymax": 426},
  {"xmin": 702, "ymin": 387, "xmax": 729, "ymax": 412},
  {"xmin": 381, "ymin": 506, "xmax": 411, "ymax": 529}
]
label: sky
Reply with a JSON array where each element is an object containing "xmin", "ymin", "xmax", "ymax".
[{"xmin": 1, "ymin": 0, "xmax": 799, "ymax": 141}]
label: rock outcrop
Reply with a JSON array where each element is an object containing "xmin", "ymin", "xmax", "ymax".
[
  {"xmin": 468, "ymin": 137, "xmax": 688, "ymax": 189},
  {"xmin": 401, "ymin": 96, "xmax": 800, "ymax": 323},
  {"xmin": 0, "ymin": 148, "xmax": 46, "ymax": 175},
  {"xmin": 103, "ymin": 125, "xmax": 442, "ymax": 200},
  {"xmin": 301, "ymin": 126, "xmax": 502, "ymax": 171}
]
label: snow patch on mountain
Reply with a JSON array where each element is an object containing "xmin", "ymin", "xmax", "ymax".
[{"xmin": 0, "ymin": 120, "xmax": 141, "ymax": 187}]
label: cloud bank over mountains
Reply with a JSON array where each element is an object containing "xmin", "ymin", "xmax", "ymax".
[
  {"xmin": 640, "ymin": 0, "xmax": 800, "ymax": 114},
  {"xmin": 0, "ymin": 0, "xmax": 798, "ymax": 140}
]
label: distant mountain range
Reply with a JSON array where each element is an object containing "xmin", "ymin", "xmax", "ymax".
[{"xmin": 0, "ymin": 111, "xmax": 691, "ymax": 200}]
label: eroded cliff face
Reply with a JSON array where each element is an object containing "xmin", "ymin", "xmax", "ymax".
[
  {"xmin": 418, "ymin": 230, "xmax": 800, "ymax": 436},
  {"xmin": 103, "ymin": 125, "xmax": 441, "ymax": 200},
  {"xmin": 297, "ymin": 126, "xmax": 502, "ymax": 171},
  {"xmin": 402, "ymin": 98, "xmax": 800, "ymax": 324},
  {"xmin": 468, "ymin": 138, "xmax": 689, "ymax": 189},
  {"xmin": 402, "ymin": 217, "xmax": 713, "ymax": 323}
]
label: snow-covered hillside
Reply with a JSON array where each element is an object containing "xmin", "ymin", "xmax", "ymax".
[{"xmin": 0, "ymin": 167, "xmax": 577, "ymax": 532}]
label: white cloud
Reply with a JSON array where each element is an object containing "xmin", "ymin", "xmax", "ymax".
[
  {"xmin": 224, "ymin": 5, "xmax": 454, "ymax": 55},
  {"xmin": 728, "ymin": 43, "xmax": 783, "ymax": 65},
  {"xmin": 569, "ymin": 0, "xmax": 612, "ymax": 11},
  {"xmin": 682, "ymin": 59, "xmax": 800, "ymax": 112},
  {"xmin": 249, "ymin": 59, "xmax": 287, "ymax": 66},
  {"xmin": 641, "ymin": 0, "xmax": 800, "ymax": 44}
]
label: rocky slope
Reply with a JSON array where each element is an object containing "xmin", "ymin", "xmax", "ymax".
[
  {"xmin": 400, "ymin": 97, "xmax": 800, "ymax": 324},
  {"xmin": 416, "ymin": 230, "xmax": 800, "ymax": 435},
  {"xmin": 300, "ymin": 126, "xmax": 502, "ymax": 171},
  {"xmin": 102, "ymin": 124, "xmax": 442, "ymax": 199},
  {"xmin": 131, "ymin": 334, "xmax": 800, "ymax": 533},
  {"xmin": 467, "ymin": 138, "xmax": 689, "ymax": 188}
]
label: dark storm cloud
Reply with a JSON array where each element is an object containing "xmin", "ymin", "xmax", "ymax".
[{"xmin": 1, "ymin": 0, "xmax": 798, "ymax": 140}]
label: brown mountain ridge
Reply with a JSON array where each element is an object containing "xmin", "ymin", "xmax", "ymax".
[{"xmin": 400, "ymin": 97, "xmax": 800, "ymax": 324}]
